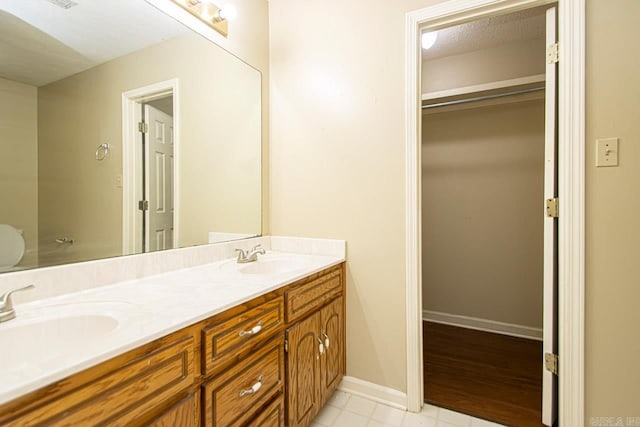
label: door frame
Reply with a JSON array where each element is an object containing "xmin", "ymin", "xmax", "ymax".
[
  {"xmin": 404, "ymin": 1, "xmax": 585, "ymax": 426},
  {"xmin": 122, "ymin": 79, "xmax": 180, "ymax": 254}
]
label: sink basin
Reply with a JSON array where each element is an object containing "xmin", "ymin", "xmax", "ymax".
[
  {"xmin": 239, "ymin": 259, "xmax": 311, "ymax": 275},
  {"xmin": 0, "ymin": 313, "xmax": 120, "ymax": 370}
]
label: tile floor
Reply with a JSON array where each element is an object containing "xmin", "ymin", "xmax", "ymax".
[{"xmin": 311, "ymin": 391, "xmax": 507, "ymax": 427}]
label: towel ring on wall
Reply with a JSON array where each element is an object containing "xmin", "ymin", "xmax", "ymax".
[{"xmin": 95, "ymin": 143, "xmax": 110, "ymax": 161}]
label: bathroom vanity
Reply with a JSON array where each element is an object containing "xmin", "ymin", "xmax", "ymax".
[{"xmin": 0, "ymin": 247, "xmax": 345, "ymax": 427}]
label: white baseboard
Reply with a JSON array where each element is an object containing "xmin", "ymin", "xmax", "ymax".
[
  {"xmin": 423, "ymin": 310, "xmax": 543, "ymax": 341},
  {"xmin": 338, "ymin": 376, "xmax": 407, "ymax": 411}
]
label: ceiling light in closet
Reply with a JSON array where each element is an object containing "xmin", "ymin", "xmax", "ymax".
[{"xmin": 421, "ymin": 31, "xmax": 438, "ymax": 50}]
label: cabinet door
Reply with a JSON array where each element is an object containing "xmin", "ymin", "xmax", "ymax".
[
  {"xmin": 286, "ymin": 313, "xmax": 322, "ymax": 427},
  {"xmin": 147, "ymin": 391, "xmax": 200, "ymax": 427},
  {"xmin": 319, "ymin": 297, "xmax": 345, "ymax": 405}
]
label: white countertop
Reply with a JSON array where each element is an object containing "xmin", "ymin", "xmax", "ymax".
[{"xmin": 0, "ymin": 251, "xmax": 344, "ymax": 405}]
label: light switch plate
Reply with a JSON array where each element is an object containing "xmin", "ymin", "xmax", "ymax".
[{"xmin": 596, "ymin": 137, "xmax": 619, "ymax": 167}]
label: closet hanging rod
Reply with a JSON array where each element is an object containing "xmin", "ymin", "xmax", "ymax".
[{"xmin": 422, "ymin": 86, "xmax": 544, "ymax": 110}]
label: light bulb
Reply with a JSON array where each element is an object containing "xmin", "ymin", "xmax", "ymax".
[
  {"xmin": 421, "ymin": 31, "xmax": 438, "ymax": 50},
  {"xmin": 218, "ymin": 4, "xmax": 237, "ymax": 21},
  {"xmin": 202, "ymin": 7, "xmax": 214, "ymax": 20}
]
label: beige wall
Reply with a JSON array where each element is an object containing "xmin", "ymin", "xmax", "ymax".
[
  {"xmin": 0, "ymin": 78, "xmax": 38, "ymax": 267},
  {"xmin": 422, "ymin": 38, "xmax": 545, "ymax": 94},
  {"xmin": 38, "ymin": 32, "xmax": 261, "ymax": 266},
  {"xmin": 585, "ymin": 0, "xmax": 640, "ymax": 419},
  {"xmin": 422, "ymin": 100, "xmax": 545, "ymax": 328},
  {"xmin": 270, "ymin": 0, "xmax": 640, "ymax": 414},
  {"xmin": 269, "ymin": 0, "xmax": 448, "ymax": 393}
]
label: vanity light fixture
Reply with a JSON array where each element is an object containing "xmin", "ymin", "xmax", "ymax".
[
  {"xmin": 171, "ymin": 0, "xmax": 234, "ymax": 37},
  {"xmin": 421, "ymin": 31, "xmax": 438, "ymax": 50}
]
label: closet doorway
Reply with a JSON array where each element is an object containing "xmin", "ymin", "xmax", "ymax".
[{"xmin": 420, "ymin": 5, "xmax": 557, "ymax": 426}]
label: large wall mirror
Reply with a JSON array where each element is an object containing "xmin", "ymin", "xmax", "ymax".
[{"xmin": 0, "ymin": 0, "xmax": 262, "ymax": 272}]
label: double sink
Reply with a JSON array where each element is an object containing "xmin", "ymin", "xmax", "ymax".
[{"xmin": 0, "ymin": 251, "xmax": 328, "ymax": 403}]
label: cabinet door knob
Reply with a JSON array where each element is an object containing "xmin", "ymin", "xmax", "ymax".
[
  {"xmin": 239, "ymin": 321, "xmax": 264, "ymax": 337},
  {"xmin": 323, "ymin": 332, "xmax": 330, "ymax": 349},
  {"xmin": 317, "ymin": 337, "xmax": 325, "ymax": 355},
  {"xmin": 239, "ymin": 375, "xmax": 263, "ymax": 397}
]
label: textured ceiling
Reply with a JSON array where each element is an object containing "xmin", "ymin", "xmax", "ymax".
[
  {"xmin": 0, "ymin": 0, "xmax": 187, "ymax": 86},
  {"xmin": 422, "ymin": 5, "xmax": 548, "ymax": 60}
]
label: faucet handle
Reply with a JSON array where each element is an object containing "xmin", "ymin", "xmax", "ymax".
[
  {"xmin": 0, "ymin": 284, "xmax": 35, "ymax": 307},
  {"xmin": 235, "ymin": 248, "xmax": 247, "ymax": 261},
  {"xmin": 250, "ymin": 244, "xmax": 263, "ymax": 251},
  {"xmin": 0, "ymin": 284, "xmax": 35, "ymax": 322}
]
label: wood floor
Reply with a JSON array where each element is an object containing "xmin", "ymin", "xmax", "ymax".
[{"xmin": 423, "ymin": 321, "xmax": 543, "ymax": 427}]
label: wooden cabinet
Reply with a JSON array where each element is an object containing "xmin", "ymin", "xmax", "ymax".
[
  {"xmin": 285, "ymin": 265, "xmax": 346, "ymax": 427},
  {"xmin": 0, "ymin": 325, "xmax": 200, "ymax": 427},
  {"xmin": 202, "ymin": 335, "xmax": 284, "ymax": 427},
  {"xmin": 286, "ymin": 310, "xmax": 323, "ymax": 427},
  {"xmin": 147, "ymin": 391, "xmax": 201, "ymax": 427},
  {"xmin": 202, "ymin": 295, "xmax": 284, "ymax": 376},
  {"xmin": 246, "ymin": 395, "xmax": 285, "ymax": 427},
  {"xmin": 0, "ymin": 262, "xmax": 345, "ymax": 427},
  {"xmin": 285, "ymin": 267, "xmax": 342, "ymax": 324},
  {"xmin": 319, "ymin": 297, "xmax": 345, "ymax": 406}
]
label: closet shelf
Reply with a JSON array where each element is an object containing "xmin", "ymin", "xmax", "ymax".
[{"xmin": 422, "ymin": 74, "xmax": 545, "ymax": 111}]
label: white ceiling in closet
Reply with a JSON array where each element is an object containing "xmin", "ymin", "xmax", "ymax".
[{"xmin": 422, "ymin": 5, "xmax": 548, "ymax": 60}]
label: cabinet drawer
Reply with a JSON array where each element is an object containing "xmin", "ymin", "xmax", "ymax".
[
  {"xmin": 146, "ymin": 391, "xmax": 200, "ymax": 427},
  {"xmin": 202, "ymin": 297, "xmax": 284, "ymax": 375},
  {"xmin": 203, "ymin": 335, "xmax": 285, "ymax": 427},
  {"xmin": 285, "ymin": 267, "xmax": 342, "ymax": 323},
  {"xmin": 3, "ymin": 333, "xmax": 197, "ymax": 427},
  {"xmin": 247, "ymin": 395, "xmax": 284, "ymax": 427}
]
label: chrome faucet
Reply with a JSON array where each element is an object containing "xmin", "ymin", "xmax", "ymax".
[
  {"xmin": 235, "ymin": 244, "xmax": 266, "ymax": 263},
  {"xmin": 0, "ymin": 284, "xmax": 35, "ymax": 323}
]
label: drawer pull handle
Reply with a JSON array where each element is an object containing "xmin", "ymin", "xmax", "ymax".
[
  {"xmin": 239, "ymin": 321, "xmax": 264, "ymax": 337},
  {"xmin": 323, "ymin": 333, "xmax": 330, "ymax": 349},
  {"xmin": 239, "ymin": 375, "xmax": 263, "ymax": 397}
]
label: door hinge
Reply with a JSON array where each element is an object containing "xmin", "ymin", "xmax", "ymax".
[
  {"xmin": 546, "ymin": 198, "xmax": 559, "ymax": 218},
  {"xmin": 284, "ymin": 339, "xmax": 289, "ymax": 353},
  {"xmin": 547, "ymin": 42, "xmax": 559, "ymax": 64},
  {"xmin": 138, "ymin": 200, "xmax": 149, "ymax": 211},
  {"xmin": 138, "ymin": 121, "xmax": 148, "ymax": 133},
  {"xmin": 545, "ymin": 352, "xmax": 558, "ymax": 376}
]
